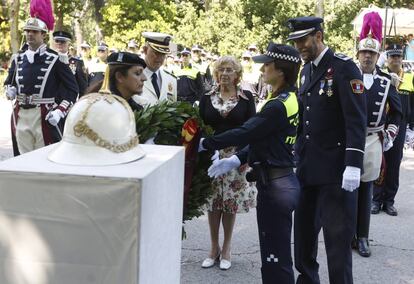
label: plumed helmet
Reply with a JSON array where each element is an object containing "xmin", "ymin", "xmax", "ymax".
[
  {"xmin": 358, "ymin": 12, "xmax": 383, "ymax": 54},
  {"xmin": 48, "ymin": 93, "xmax": 145, "ymax": 166},
  {"xmin": 358, "ymin": 36, "xmax": 381, "ymax": 54}
]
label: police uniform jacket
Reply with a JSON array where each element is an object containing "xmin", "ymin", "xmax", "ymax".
[
  {"xmin": 174, "ymin": 64, "xmax": 204, "ymax": 104},
  {"xmin": 364, "ymin": 67, "xmax": 402, "ymax": 133},
  {"xmin": 391, "ymin": 69, "xmax": 414, "ymax": 127},
  {"xmin": 203, "ymin": 87, "xmax": 299, "ymax": 168},
  {"xmin": 295, "ymin": 48, "xmax": 367, "ymax": 186},
  {"xmin": 68, "ymin": 56, "xmax": 88, "ymax": 97},
  {"xmin": 133, "ymin": 67, "xmax": 177, "ymax": 107}
]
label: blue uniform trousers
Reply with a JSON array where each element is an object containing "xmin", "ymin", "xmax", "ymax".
[
  {"xmin": 373, "ymin": 120, "xmax": 407, "ymax": 206},
  {"xmin": 294, "ymin": 184, "xmax": 357, "ymax": 284},
  {"xmin": 256, "ymin": 173, "xmax": 299, "ymax": 284}
]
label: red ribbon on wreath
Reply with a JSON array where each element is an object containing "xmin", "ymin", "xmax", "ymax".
[{"xmin": 180, "ymin": 118, "xmax": 201, "ymax": 211}]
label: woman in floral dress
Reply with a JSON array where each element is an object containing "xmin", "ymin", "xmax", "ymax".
[{"xmin": 199, "ymin": 56, "xmax": 257, "ymax": 270}]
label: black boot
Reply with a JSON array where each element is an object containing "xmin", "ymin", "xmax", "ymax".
[
  {"xmin": 371, "ymin": 202, "xmax": 381, "ymax": 214},
  {"xmin": 357, "ymin": 237, "xmax": 371, "ymax": 257}
]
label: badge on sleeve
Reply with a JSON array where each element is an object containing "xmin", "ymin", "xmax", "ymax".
[{"xmin": 350, "ymin": 79, "xmax": 364, "ymax": 94}]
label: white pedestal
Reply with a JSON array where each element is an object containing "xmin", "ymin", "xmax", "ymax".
[{"xmin": 0, "ymin": 144, "xmax": 185, "ymax": 284}]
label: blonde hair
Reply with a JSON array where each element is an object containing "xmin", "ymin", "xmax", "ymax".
[{"xmin": 213, "ymin": 56, "xmax": 243, "ymax": 85}]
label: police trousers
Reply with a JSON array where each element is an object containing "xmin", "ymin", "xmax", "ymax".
[
  {"xmin": 256, "ymin": 172, "xmax": 299, "ymax": 284},
  {"xmin": 294, "ymin": 184, "xmax": 357, "ymax": 284}
]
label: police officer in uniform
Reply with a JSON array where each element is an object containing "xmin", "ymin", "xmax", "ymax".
[
  {"xmin": 373, "ymin": 44, "xmax": 414, "ymax": 216},
  {"xmin": 174, "ymin": 48, "xmax": 204, "ymax": 104},
  {"xmin": 200, "ymin": 43, "xmax": 302, "ymax": 283},
  {"xmin": 4, "ymin": 16, "xmax": 78, "ymax": 155},
  {"xmin": 132, "ymin": 32, "xmax": 177, "ymax": 107},
  {"xmin": 354, "ymin": 32, "xmax": 402, "ymax": 257},
  {"xmin": 53, "ymin": 31, "xmax": 88, "ymax": 97},
  {"xmin": 288, "ymin": 17, "xmax": 367, "ymax": 284},
  {"xmin": 88, "ymin": 42, "xmax": 109, "ymax": 85}
]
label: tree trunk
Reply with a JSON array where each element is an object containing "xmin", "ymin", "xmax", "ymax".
[
  {"xmin": 93, "ymin": 0, "xmax": 105, "ymax": 43},
  {"xmin": 315, "ymin": 0, "xmax": 324, "ymax": 18},
  {"xmin": 8, "ymin": 0, "xmax": 20, "ymax": 53}
]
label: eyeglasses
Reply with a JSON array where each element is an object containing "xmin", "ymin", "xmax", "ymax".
[{"xmin": 217, "ymin": 67, "xmax": 236, "ymax": 74}]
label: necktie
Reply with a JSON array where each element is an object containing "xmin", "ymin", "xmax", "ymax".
[{"xmin": 151, "ymin": 73, "xmax": 160, "ymax": 98}]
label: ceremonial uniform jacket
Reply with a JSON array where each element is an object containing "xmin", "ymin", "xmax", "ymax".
[
  {"xmin": 174, "ymin": 64, "xmax": 204, "ymax": 104},
  {"xmin": 295, "ymin": 48, "xmax": 367, "ymax": 186},
  {"xmin": 132, "ymin": 67, "xmax": 177, "ymax": 107},
  {"xmin": 68, "ymin": 56, "xmax": 88, "ymax": 97},
  {"xmin": 5, "ymin": 44, "xmax": 78, "ymax": 112},
  {"xmin": 364, "ymin": 67, "xmax": 402, "ymax": 133},
  {"xmin": 203, "ymin": 88, "xmax": 298, "ymax": 168},
  {"xmin": 393, "ymin": 70, "xmax": 414, "ymax": 128},
  {"xmin": 4, "ymin": 44, "xmax": 78, "ymax": 150}
]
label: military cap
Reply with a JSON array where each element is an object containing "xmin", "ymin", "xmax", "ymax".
[
  {"xmin": 80, "ymin": 41, "xmax": 91, "ymax": 49},
  {"xmin": 181, "ymin": 48, "xmax": 191, "ymax": 55},
  {"xmin": 386, "ymin": 43, "xmax": 403, "ymax": 57},
  {"xmin": 107, "ymin": 52, "xmax": 146, "ymax": 68},
  {"xmin": 191, "ymin": 44, "xmax": 202, "ymax": 52},
  {"xmin": 287, "ymin": 16, "xmax": 324, "ymax": 40},
  {"xmin": 142, "ymin": 32, "xmax": 173, "ymax": 54},
  {"xmin": 252, "ymin": 42, "xmax": 301, "ymax": 64},
  {"xmin": 53, "ymin": 31, "xmax": 72, "ymax": 42},
  {"xmin": 242, "ymin": 51, "xmax": 252, "ymax": 58},
  {"xmin": 358, "ymin": 36, "xmax": 381, "ymax": 54},
  {"xmin": 97, "ymin": 42, "xmax": 109, "ymax": 51},
  {"xmin": 128, "ymin": 39, "xmax": 138, "ymax": 48},
  {"xmin": 248, "ymin": 44, "xmax": 258, "ymax": 51}
]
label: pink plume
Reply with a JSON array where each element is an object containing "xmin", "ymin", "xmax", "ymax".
[
  {"xmin": 360, "ymin": 12, "xmax": 383, "ymax": 43},
  {"xmin": 30, "ymin": 0, "xmax": 55, "ymax": 31}
]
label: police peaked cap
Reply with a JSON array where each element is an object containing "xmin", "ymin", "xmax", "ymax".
[
  {"xmin": 53, "ymin": 31, "xmax": 72, "ymax": 41},
  {"xmin": 252, "ymin": 42, "xmax": 301, "ymax": 64},
  {"xmin": 286, "ymin": 16, "xmax": 324, "ymax": 40},
  {"xmin": 180, "ymin": 48, "xmax": 191, "ymax": 55},
  {"xmin": 97, "ymin": 42, "xmax": 109, "ymax": 51},
  {"xmin": 142, "ymin": 32, "xmax": 172, "ymax": 54},
  {"xmin": 386, "ymin": 44, "xmax": 403, "ymax": 57},
  {"xmin": 107, "ymin": 52, "xmax": 146, "ymax": 68},
  {"xmin": 191, "ymin": 44, "xmax": 203, "ymax": 51}
]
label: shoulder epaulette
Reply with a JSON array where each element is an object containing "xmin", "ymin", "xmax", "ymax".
[
  {"xmin": 276, "ymin": 92, "xmax": 290, "ymax": 102},
  {"xmin": 163, "ymin": 69, "xmax": 177, "ymax": 78},
  {"xmin": 334, "ymin": 53, "xmax": 351, "ymax": 61}
]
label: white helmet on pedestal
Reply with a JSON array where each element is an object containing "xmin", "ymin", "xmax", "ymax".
[{"xmin": 48, "ymin": 92, "xmax": 145, "ymax": 166}]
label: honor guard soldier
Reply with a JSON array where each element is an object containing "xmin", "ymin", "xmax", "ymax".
[
  {"xmin": 373, "ymin": 44, "xmax": 414, "ymax": 216},
  {"xmin": 132, "ymin": 32, "xmax": 177, "ymax": 107},
  {"xmin": 88, "ymin": 42, "xmax": 109, "ymax": 85},
  {"xmin": 174, "ymin": 48, "xmax": 204, "ymax": 105},
  {"xmin": 4, "ymin": 15, "xmax": 78, "ymax": 155},
  {"xmin": 53, "ymin": 31, "xmax": 88, "ymax": 97},
  {"xmin": 200, "ymin": 43, "xmax": 302, "ymax": 283},
  {"xmin": 288, "ymin": 17, "xmax": 367, "ymax": 284},
  {"xmin": 354, "ymin": 13, "xmax": 402, "ymax": 258}
]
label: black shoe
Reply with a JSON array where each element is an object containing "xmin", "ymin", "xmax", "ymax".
[
  {"xmin": 371, "ymin": 203, "xmax": 381, "ymax": 214},
  {"xmin": 351, "ymin": 236, "xmax": 358, "ymax": 250},
  {"xmin": 357, "ymin": 237, "xmax": 371, "ymax": 257},
  {"xmin": 383, "ymin": 205, "xmax": 398, "ymax": 216}
]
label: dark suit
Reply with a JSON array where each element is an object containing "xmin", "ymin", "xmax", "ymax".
[
  {"xmin": 68, "ymin": 57, "xmax": 88, "ymax": 97},
  {"xmin": 294, "ymin": 48, "xmax": 367, "ymax": 284}
]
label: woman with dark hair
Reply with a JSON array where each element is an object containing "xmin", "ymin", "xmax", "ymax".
[
  {"xmin": 199, "ymin": 43, "xmax": 301, "ymax": 283},
  {"xmin": 85, "ymin": 52, "xmax": 147, "ymax": 111}
]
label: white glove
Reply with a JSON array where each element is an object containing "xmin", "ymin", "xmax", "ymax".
[
  {"xmin": 144, "ymin": 137, "xmax": 155, "ymax": 144},
  {"xmin": 5, "ymin": 86, "xmax": 17, "ymax": 100},
  {"xmin": 198, "ymin": 138, "xmax": 206, "ymax": 152},
  {"xmin": 45, "ymin": 109, "xmax": 64, "ymax": 126},
  {"xmin": 389, "ymin": 72, "xmax": 403, "ymax": 88},
  {"xmin": 341, "ymin": 166, "xmax": 361, "ymax": 192},
  {"xmin": 208, "ymin": 155, "xmax": 241, "ymax": 178},
  {"xmin": 405, "ymin": 128, "xmax": 414, "ymax": 143},
  {"xmin": 211, "ymin": 150, "xmax": 220, "ymax": 162},
  {"xmin": 383, "ymin": 129, "xmax": 397, "ymax": 152}
]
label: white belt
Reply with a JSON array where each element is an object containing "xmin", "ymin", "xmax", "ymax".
[{"xmin": 17, "ymin": 94, "xmax": 55, "ymax": 105}]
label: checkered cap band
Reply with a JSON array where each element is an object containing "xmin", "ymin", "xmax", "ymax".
[{"xmin": 265, "ymin": 51, "xmax": 301, "ymax": 63}]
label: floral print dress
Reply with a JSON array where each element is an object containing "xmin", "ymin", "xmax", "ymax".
[{"xmin": 203, "ymin": 89, "xmax": 257, "ymax": 214}]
